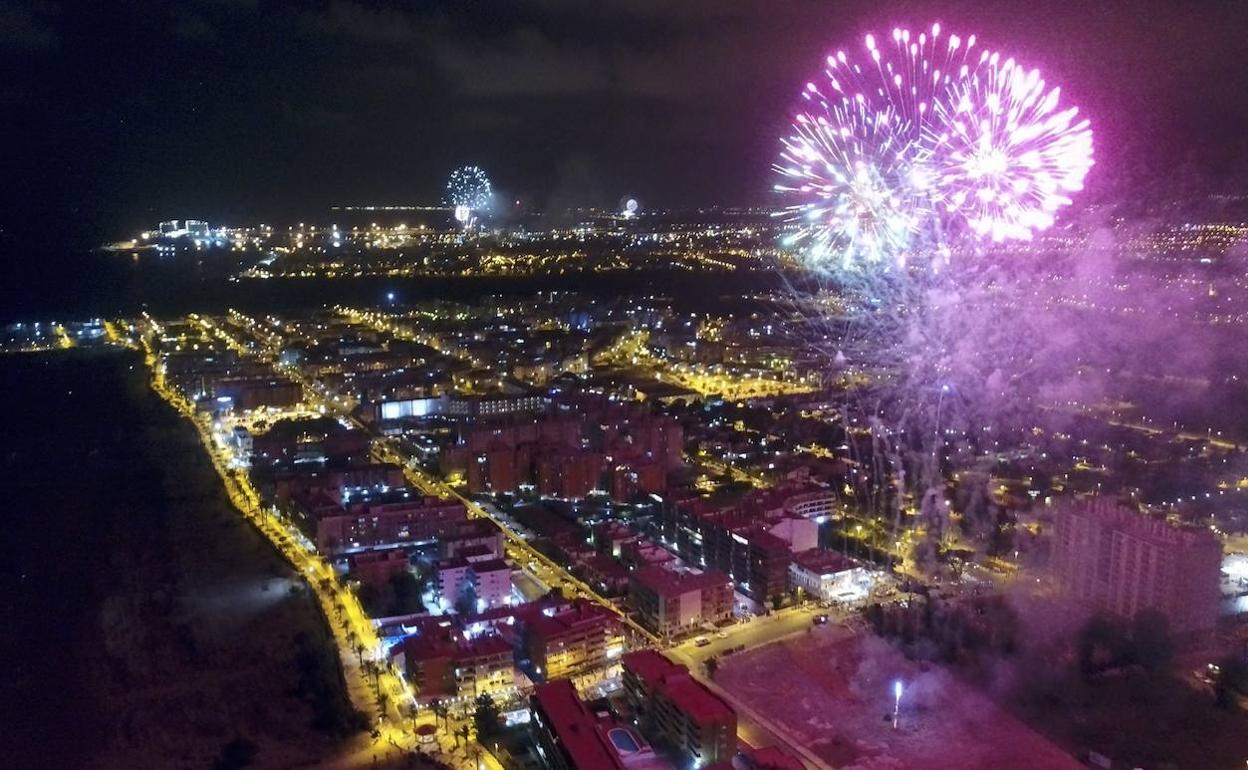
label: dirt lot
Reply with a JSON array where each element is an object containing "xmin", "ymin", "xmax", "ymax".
[{"xmin": 716, "ymin": 625, "xmax": 1082, "ymax": 770}]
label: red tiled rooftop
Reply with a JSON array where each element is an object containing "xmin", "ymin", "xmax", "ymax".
[
  {"xmin": 662, "ymin": 676, "xmax": 735, "ymax": 723},
  {"xmin": 470, "ymin": 558, "xmax": 512, "ymax": 574},
  {"xmin": 621, "ymin": 650, "xmax": 735, "ymax": 723},
  {"xmin": 467, "ymin": 597, "xmax": 560, "ymax": 625},
  {"xmin": 792, "ymin": 548, "xmax": 855, "ymax": 574},
  {"xmin": 444, "ymin": 518, "xmax": 503, "ymax": 539},
  {"xmin": 582, "ymin": 553, "xmax": 631, "ymax": 578},
  {"xmin": 531, "ymin": 680, "xmax": 626, "ymax": 770},
  {"xmin": 455, "ymin": 543, "xmax": 495, "ymax": 559},
  {"xmin": 397, "ymin": 627, "xmax": 511, "ymax": 662},
  {"xmin": 631, "ymin": 565, "xmax": 731, "ymax": 596},
  {"xmin": 742, "ymin": 527, "xmax": 792, "ymax": 554},
  {"xmin": 454, "ymin": 633, "xmax": 512, "ymax": 660},
  {"xmin": 526, "ymin": 599, "xmax": 618, "ymax": 638},
  {"xmin": 437, "ymin": 556, "xmax": 471, "ymax": 571},
  {"xmin": 350, "ymin": 549, "xmax": 408, "ymax": 565},
  {"xmin": 399, "ymin": 632, "xmax": 455, "ymax": 662}
]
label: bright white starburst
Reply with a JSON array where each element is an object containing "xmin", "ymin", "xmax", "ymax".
[
  {"xmin": 775, "ymin": 24, "xmax": 1094, "ymax": 270},
  {"xmin": 445, "ymin": 166, "xmax": 493, "ymax": 212}
]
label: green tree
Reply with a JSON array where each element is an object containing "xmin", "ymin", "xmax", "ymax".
[
  {"xmin": 292, "ymin": 631, "xmax": 365, "ymax": 737},
  {"xmin": 1215, "ymin": 654, "xmax": 1248, "ymax": 709},
  {"xmin": 1133, "ymin": 609, "xmax": 1178, "ymax": 668},
  {"xmin": 1130, "ymin": 609, "xmax": 1174, "ymax": 673},
  {"xmin": 355, "ymin": 582, "xmax": 383, "ymax": 616},
  {"xmin": 454, "ymin": 584, "xmax": 478, "ymax": 616},
  {"xmin": 473, "ymin": 694, "xmax": 502, "ymax": 739},
  {"xmin": 389, "ymin": 570, "xmax": 424, "ymax": 615},
  {"xmin": 1077, "ymin": 614, "xmax": 1131, "ymax": 677},
  {"xmin": 864, "ymin": 603, "xmax": 885, "ymax": 633},
  {"xmin": 987, "ymin": 519, "xmax": 1015, "ymax": 558},
  {"xmin": 432, "ymin": 699, "xmax": 449, "ymax": 730}
]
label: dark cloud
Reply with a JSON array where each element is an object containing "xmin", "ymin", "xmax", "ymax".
[
  {"xmin": 172, "ymin": 9, "xmax": 218, "ymax": 42},
  {"xmin": 0, "ymin": 0, "xmax": 57, "ymax": 50},
  {"xmin": 428, "ymin": 25, "xmax": 612, "ymax": 96},
  {"xmin": 301, "ymin": 1, "xmax": 424, "ymax": 45}
]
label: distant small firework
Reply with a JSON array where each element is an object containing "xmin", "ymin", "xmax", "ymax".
[
  {"xmin": 445, "ymin": 165, "xmax": 493, "ymax": 214},
  {"xmin": 774, "ymin": 24, "xmax": 1093, "ymax": 270}
]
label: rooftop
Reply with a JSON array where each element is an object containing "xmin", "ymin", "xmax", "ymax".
[
  {"xmin": 631, "ymin": 565, "xmax": 731, "ymax": 597},
  {"xmin": 792, "ymin": 548, "xmax": 856, "ymax": 575},
  {"xmin": 437, "ymin": 556, "xmax": 472, "ymax": 572},
  {"xmin": 445, "ymin": 517, "xmax": 504, "ymax": 539},
  {"xmin": 1059, "ymin": 497, "xmax": 1223, "ymax": 547},
  {"xmin": 398, "ymin": 628, "xmax": 513, "ymax": 663},
  {"xmin": 622, "ymin": 650, "xmax": 735, "ymax": 723},
  {"xmin": 470, "ymin": 557, "xmax": 512, "ymax": 575},
  {"xmin": 531, "ymin": 680, "xmax": 626, "ymax": 770},
  {"xmin": 526, "ymin": 599, "xmax": 619, "ymax": 639},
  {"xmin": 583, "ymin": 553, "xmax": 632, "ymax": 579}
]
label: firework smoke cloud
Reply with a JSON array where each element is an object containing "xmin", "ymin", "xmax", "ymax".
[{"xmin": 773, "ymin": 25, "xmax": 1096, "ymax": 550}]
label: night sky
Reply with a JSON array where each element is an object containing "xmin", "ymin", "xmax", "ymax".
[{"xmin": 4, "ymin": 0, "xmax": 1248, "ymax": 241}]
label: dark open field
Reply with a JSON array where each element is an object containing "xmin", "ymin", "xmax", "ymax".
[
  {"xmin": 0, "ymin": 349, "xmax": 352, "ymax": 769},
  {"xmin": 716, "ymin": 626, "xmax": 1082, "ymax": 770}
]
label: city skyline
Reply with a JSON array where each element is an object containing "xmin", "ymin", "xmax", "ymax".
[{"xmin": 5, "ymin": 0, "xmax": 1248, "ymax": 244}]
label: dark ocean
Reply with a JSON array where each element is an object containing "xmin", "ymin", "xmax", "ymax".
[{"xmin": 0, "ymin": 245, "xmax": 786, "ymax": 323}]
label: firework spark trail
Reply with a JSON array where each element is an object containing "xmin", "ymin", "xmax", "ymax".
[{"xmin": 777, "ymin": 267, "xmax": 1039, "ymax": 534}]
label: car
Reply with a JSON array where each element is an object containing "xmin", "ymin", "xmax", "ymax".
[
  {"xmin": 812, "ymin": 614, "xmax": 829, "ymax": 625},
  {"xmin": 715, "ymin": 630, "xmax": 729, "ymax": 639},
  {"xmin": 694, "ymin": 636, "xmax": 711, "ymax": 647}
]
